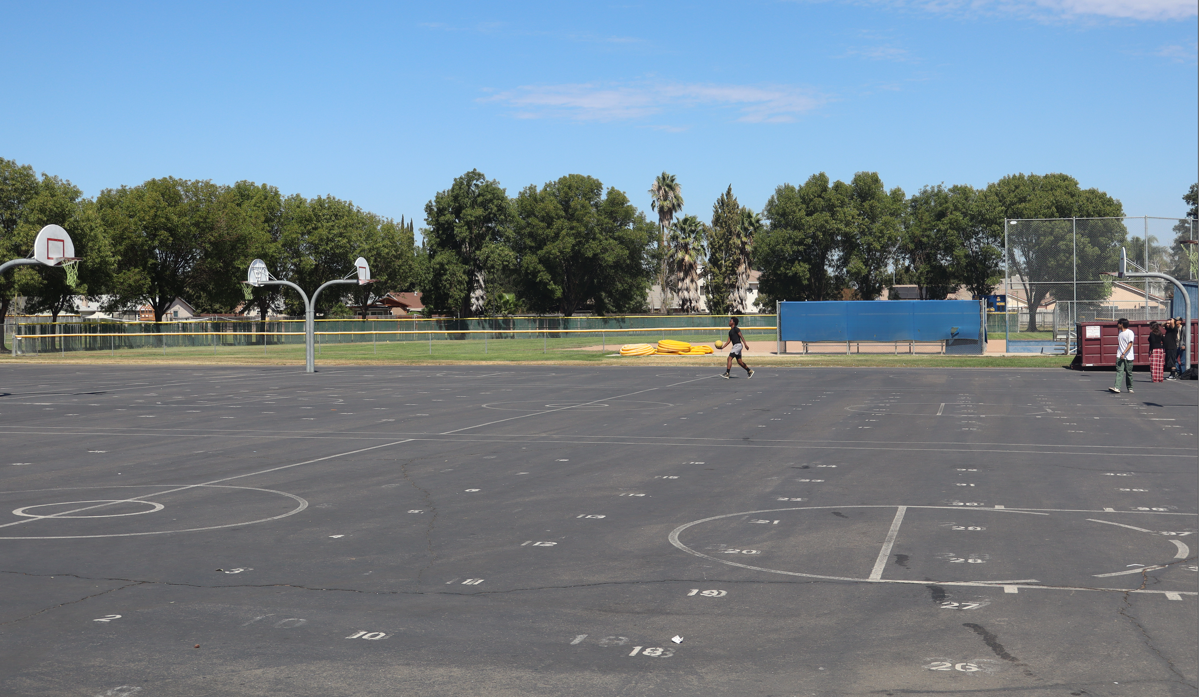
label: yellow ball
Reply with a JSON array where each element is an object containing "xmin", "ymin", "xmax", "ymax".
[{"xmin": 715, "ymin": 340, "xmax": 724, "ymax": 349}]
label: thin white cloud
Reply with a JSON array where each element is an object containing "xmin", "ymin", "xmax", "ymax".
[
  {"xmin": 799, "ymin": 0, "xmax": 1196, "ymax": 20},
  {"xmin": 843, "ymin": 44, "xmax": 913, "ymax": 61},
  {"xmin": 482, "ymin": 82, "xmax": 828, "ymax": 123},
  {"xmin": 420, "ymin": 21, "xmax": 646, "ymax": 45},
  {"xmin": 1155, "ymin": 42, "xmax": 1198, "ymax": 63}
]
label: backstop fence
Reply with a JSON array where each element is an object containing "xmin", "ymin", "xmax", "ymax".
[
  {"xmin": 1003, "ymin": 216, "xmax": 1197, "ymax": 353},
  {"xmin": 9, "ymin": 314, "xmax": 777, "ymax": 357}
]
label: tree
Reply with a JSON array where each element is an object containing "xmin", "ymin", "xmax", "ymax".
[
  {"xmin": 733, "ymin": 208, "xmax": 761, "ymax": 312},
  {"xmin": 512, "ymin": 174, "xmax": 655, "ymax": 316},
  {"xmin": 1168, "ymin": 183, "xmax": 1198, "ymax": 281},
  {"xmin": 982, "ymin": 173, "xmax": 1124, "ymax": 330},
  {"xmin": 649, "ymin": 172, "xmax": 684, "ymax": 312},
  {"xmin": 98, "ymin": 178, "xmax": 254, "ymax": 322},
  {"xmin": 953, "ymin": 186, "xmax": 1004, "ymax": 299},
  {"xmin": 757, "ymin": 174, "xmax": 853, "ymax": 305},
  {"xmin": 347, "ymin": 215, "xmax": 418, "ymax": 319},
  {"xmin": 902, "ymin": 185, "xmax": 966, "ymax": 301},
  {"xmin": 423, "ymin": 170, "xmax": 513, "ymax": 317},
  {"xmin": 705, "ymin": 186, "xmax": 742, "ymax": 315},
  {"xmin": 14, "ymin": 175, "xmax": 115, "ymax": 323},
  {"xmin": 0, "ymin": 158, "xmax": 40, "ymax": 351},
  {"xmin": 669, "ymin": 215, "xmax": 706, "ymax": 314},
  {"xmin": 844, "ymin": 172, "xmax": 905, "ymax": 301},
  {"xmin": 227, "ymin": 181, "xmax": 286, "ymax": 320}
]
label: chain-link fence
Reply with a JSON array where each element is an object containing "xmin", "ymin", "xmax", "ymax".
[
  {"xmin": 11, "ymin": 314, "xmax": 777, "ymax": 357},
  {"xmin": 1001, "ymin": 216, "xmax": 1196, "ymax": 352}
]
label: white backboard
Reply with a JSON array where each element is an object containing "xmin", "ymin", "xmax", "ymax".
[
  {"xmin": 33, "ymin": 225, "xmax": 75, "ymax": 266},
  {"xmin": 247, "ymin": 259, "xmax": 270, "ymax": 287},
  {"xmin": 355, "ymin": 257, "xmax": 371, "ymax": 285}
]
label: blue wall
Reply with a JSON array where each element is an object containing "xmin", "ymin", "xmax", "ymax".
[
  {"xmin": 779, "ymin": 300, "xmax": 985, "ymax": 343},
  {"xmin": 1171, "ymin": 281, "xmax": 1197, "ymax": 319}
]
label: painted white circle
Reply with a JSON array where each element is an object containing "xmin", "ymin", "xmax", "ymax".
[
  {"xmin": 0, "ymin": 484, "xmax": 307, "ymax": 540},
  {"xmin": 13, "ymin": 499, "xmax": 165, "ymax": 519},
  {"xmin": 669, "ymin": 505, "xmax": 1197, "ymax": 593}
]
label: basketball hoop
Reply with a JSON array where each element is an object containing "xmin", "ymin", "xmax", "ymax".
[
  {"xmin": 242, "ymin": 283, "xmax": 255, "ymax": 301},
  {"xmin": 60, "ymin": 258, "xmax": 82, "ymax": 288},
  {"xmin": 354, "ymin": 257, "xmax": 375, "ymax": 285}
]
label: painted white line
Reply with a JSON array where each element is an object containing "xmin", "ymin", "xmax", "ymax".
[
  {"xmin": 1166, "ymin": 592, "xmax": 1183, "ymax": 600},
  {"xmin": 0, "ymin": 439, "xmax": 413, "ymax": 530},
  {"xmin": 994, "ymin": 505, "xmax": 1004, "ymax": 509},
  {"xmin": 1093, "ymin": 565, "xmax": 1167, "ymax": 577},
  {"xmin": 1087, "ymin": 519, "xmax": 1155, "ymax": 533},
  {"xmin": 936, "ymin": 403, "xmax": 945, "ymax": 416},
  {"xmin": 1171, "ymin": 540, "xmax": 1189, "ymax": 559},
  {"xmin": 439, "ymin": 374, "xmax": 718, "ymax": 435},
  {"xmin": 869, "ymin": 506, "xmax": 907, "ymax": 580},
  {"xmin": 1004, "ymin": 586, "xmax": 1018, "ymax": 594}
]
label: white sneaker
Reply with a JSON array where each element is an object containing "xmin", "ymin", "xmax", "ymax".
[{"xmin": 1108, "ymin": 387, "xmax": 1121, "ymax": 393}]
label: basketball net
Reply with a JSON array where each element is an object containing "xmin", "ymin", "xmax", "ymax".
[
  {"xmin": 242, "ymin": 284, "xmax": 255, "ymax": 301},
  {"xmin": 62, "ymin": 260, "xmax": 81, "ymax": 289}
]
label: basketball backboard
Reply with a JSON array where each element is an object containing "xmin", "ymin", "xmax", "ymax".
[
  {"xmin": 247, "ymin": 259, "xmax": 270, "ymax": 287},
  {"xmin": 355, "ymin": 257, "xmax": 372, "ymax": 285},
  {"xmin": 33, "ymin": 225, "xmax": 75, "ymax": 266}
]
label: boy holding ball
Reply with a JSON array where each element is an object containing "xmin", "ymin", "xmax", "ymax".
[{"xmin": 723, "ymin": 316, "xmax": 753, "ymax": 379}]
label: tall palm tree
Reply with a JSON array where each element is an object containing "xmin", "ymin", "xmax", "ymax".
[
  {"xmin": 670, "ymin": 215, "xmax": 706, "ymax": 314},
  {"xmin": 649, "ymin": 172, "xmax": 684, "ymax": 312},
  {"xmin": 732, "ymin": 208, "xmax": 762, "ymax": 313}
]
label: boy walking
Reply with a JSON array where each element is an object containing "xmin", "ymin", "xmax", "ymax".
[
  {"xmin": 723, "ymin": 317, "xmax": 753, "ymax": 379},
  {"xmin": 1109, "ymin": 318, "xmax": 1135, "ymax": 394}
]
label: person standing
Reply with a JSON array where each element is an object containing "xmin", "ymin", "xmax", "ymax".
[
  {"xmin": 1109, "ymin": 318, "xmax": 1135, "ymax": 394},
  {"xmin": 1148, "ymin": 321, "xmax": 1166, "ymax": 383},
  {"xmin": 722, "ymin": 316, "xmax": 753, "ymax": 379},
  {"xmin": 1163, "ymin": 318, "xmax": 1178, "ymax": 380},
  {"xmin": 1174, "ymin": 317, "xmax": 1187, "ymax": 379}
]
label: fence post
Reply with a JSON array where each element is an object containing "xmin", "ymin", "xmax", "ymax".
[{"xmin": 776, "ymin": 301, "xmax": 780, "ymax": 355}]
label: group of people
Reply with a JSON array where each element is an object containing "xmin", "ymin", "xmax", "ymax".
[
  {"xmin": 1148, "ymin": 317, "xmax": 1188, "ymax": 382},
  {"xmin": 1111, "ymin": 317, "xmax": 1189, "ymax": 393}
]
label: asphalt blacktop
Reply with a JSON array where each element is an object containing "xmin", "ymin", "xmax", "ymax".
[{"xmin": 0, "ymin": 364, "xmax": 1195, "ymax": 696}]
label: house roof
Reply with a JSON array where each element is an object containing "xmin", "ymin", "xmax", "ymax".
[{"xmin": 383, "ymin": 292, "xmax": 423, "ymax": 310}]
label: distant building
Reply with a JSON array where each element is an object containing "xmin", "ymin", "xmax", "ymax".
[
  {"xmin": 139, "ymin": 298, "xmax": 197, "ymax": 322},
  {"xmin": 383, "ymin": 291, "xmax": 424, "ymax": 316}
]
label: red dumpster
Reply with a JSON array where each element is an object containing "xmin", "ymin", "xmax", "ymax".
[{"xmin": 1074, "ymin": 320, "xmax": 1197, "ymax": 369}]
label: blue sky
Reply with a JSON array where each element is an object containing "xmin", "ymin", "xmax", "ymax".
[{"xmin": 4, "ymin": 0, "xmax": 1196, "ymax": 232}]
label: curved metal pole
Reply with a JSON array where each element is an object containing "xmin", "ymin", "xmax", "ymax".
[
  {"xmin": 1123, "ymin": 271, "xmax": 1192, "ymax": 374},
  {"xmin": 260, "ymin": 280, "xmax": 314, "ymax": 372},
  {"xmin": 309, "ymin": 279, "xmax": 358, "ymax": 373},
  {"xmin": 0, "ymin": 258, "xmax": 41, "ymax": 276}
]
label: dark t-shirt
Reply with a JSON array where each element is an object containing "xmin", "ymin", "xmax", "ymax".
[
  {"xmin": 729, "ymin": 327, "xmax": 743, "ymax": 347},
  {"xmin": 1149, "ymin": 333, "xmax": 1165, "ymax": 351},
  {"xmin": 1164, "ymin": 328, "xmax": 1178, "ymax": 352}
]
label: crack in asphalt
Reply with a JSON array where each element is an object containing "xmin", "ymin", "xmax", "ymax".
[
  {"xmin": 0, "ymin": 581, "xmax": 146, "ymax": 627},
  {"xmin": 399, "ymin": 456, "xmax": 438, "ymax": 584},
  {"xmin": 1116, "ymin": 560, "xmax": 1197, "ymax": 690}
]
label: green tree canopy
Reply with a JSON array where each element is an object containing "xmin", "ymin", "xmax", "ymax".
[
  {"xmin": 98, "ymin": 177, "xmax": 255, "ymax": 322},
  {"xmin": 844, "ymin": 172, "xmax": 904, "ymax": 301},
  {"xmin": 0, "ymin": 158, "xmax": 40, "ymax": 350},
  {"xmin": 902, "ymin": 185, "xmax": 968, "ymax": 300},
  {"xmin": 423, "ymin": 170, "xmax": 513, "ymax": 317},
  {"xmin": 705, "ymin": 185, "xmax": 742, "ymax": 315},
  {"xmin": 513, "ymin": 174, "xmax": 654, "ymax": 316},
  {"xmin": 14, "ymin": 174, "xmax": 114, "ymax": 322},
  {"xmin": 757, "ymin": 174, "xmax": 853, "ymax": 305},
  {"xmin": 983, "ymin": 173, "xmax": 1124, "ymax": 330}
]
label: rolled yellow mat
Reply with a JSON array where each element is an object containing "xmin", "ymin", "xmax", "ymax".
[
  {"xmin": 658, "ymin": 339, "xmax": 691, "ymax": 349},
  {"xmin": 620, "ymin": 343, "xmax": 656, "ymax": 356}
]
